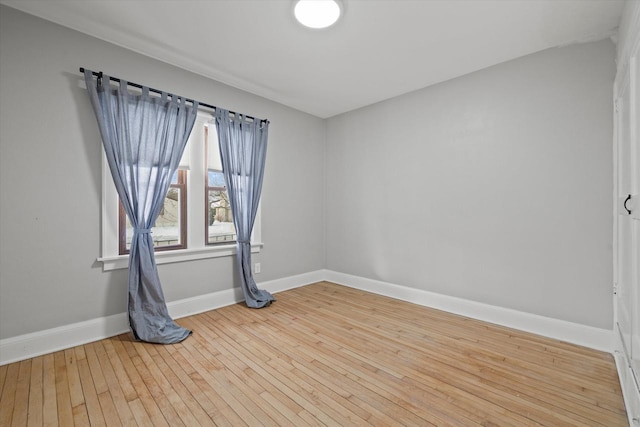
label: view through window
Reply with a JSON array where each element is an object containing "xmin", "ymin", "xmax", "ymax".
[
  {"xmin": 119, "ymin": 170, "xmax": 187, "ymax": 254},
  {"xmin": 206, "ymin": 125, "xmax": 236, "ymax": 244}
]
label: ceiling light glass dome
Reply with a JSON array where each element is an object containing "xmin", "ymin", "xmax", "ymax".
[{"xmin": 293, "ymin": 0, "xmax": 343, "ymax": 29}]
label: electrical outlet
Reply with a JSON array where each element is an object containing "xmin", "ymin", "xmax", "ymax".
[{"xmin": 254, "ymin": 263, "xmax": 261, "ymax": 274}]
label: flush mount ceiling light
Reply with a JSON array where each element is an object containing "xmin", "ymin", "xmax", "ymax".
[{"xmin": 293, "ymin": 0, "xmax": 343, "ymax": 29}]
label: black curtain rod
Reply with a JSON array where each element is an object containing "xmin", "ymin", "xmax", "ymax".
[{"xmin": 79, "ymin": 68, "xmax": 267, "ymax": 124}]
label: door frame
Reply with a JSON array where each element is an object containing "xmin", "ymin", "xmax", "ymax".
[{"xmin": 613, "ymin": 3, "xmax": 640, "ymax": 423}]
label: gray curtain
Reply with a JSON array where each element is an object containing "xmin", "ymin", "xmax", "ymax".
[
  {"xmin": 84, "ymin": 70, "xmax": 196, "ymax": 343},
  {"xmin": 215, "ymin": 109, "xmax": 274, "ymax": 308}
]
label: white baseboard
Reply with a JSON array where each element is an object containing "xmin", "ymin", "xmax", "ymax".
[
  {"xmin": 614, "ymin": 349, "xmax": 640, "ymax": 426},
  {"xmin": 324, "ymin": 270, "xmax": 614, "ymax": 353},
  {"xmin": 167, "ymin": 269, "xmax": 326, "ymax": 320},
  {"xmin": 614, "ymin": 325, "xmax": 640, "ymax": 426},
  {"xmin": 261, "ymin": 269, "xmax": 327, "ymax": 295},
  {"xmin": 0, "ymin": 312, "xmax": 129, "ymax": 367},
  {"xmin": 0, "ymin": 270, "xmax": 324, "ymax": 365},
  {"xmin": 0, "ymin": 268, "xmax": 614, "ymax": 365}
]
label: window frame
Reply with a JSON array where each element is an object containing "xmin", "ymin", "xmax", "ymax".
[
  {"xmin": 118, "ymin": 169, "xmax": 188, "ymax": 255},
  {"xmin": 98, "ymin": 110, "xmax": 263, "ymax": 271}
]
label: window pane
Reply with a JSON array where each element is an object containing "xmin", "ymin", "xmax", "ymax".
[
  {"xmin": 125, "ymin": 188, "xmax": 183, "ymax": 250},
  {"xmin": 206, "ymin": 128, "xmax": 236, "ymax": 245},
  {"xmin": 208, "ymin": 189, "xmax": 236, "ymax": 244},
  {"xmin": 208, "ymin": 170, "xmax": 226, "ymax": 187}
]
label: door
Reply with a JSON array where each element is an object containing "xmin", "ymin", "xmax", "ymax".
[{"xmin": 615, "ymin": 39, "xmax": 640, "ymax": 423}]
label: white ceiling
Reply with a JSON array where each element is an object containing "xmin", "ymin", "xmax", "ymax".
[{"xmin": 0, "ymin": 0, "xmax": 625, "ymax": 118}]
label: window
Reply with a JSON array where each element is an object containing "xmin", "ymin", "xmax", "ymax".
[
  {"xmin": 118, "ymin": 170, "xmax": 187, "ymax": 254},
  {"xmin": 99, "ymin": 111, "xmax": 262, "ymax": 271},
  {"xmin": 205, "ymin": 125, "xmax": 236, "ymax": 244}
]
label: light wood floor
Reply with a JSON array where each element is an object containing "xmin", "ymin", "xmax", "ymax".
[{"xmin": 0, "ymin": 281, "xmax": 628, "ymax": 426}]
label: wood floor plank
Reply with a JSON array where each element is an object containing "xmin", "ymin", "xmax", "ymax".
[
  {"xmin": 144, "ymin": 344, "xmax": 216, "ymax": 427},
  {"xmin": 248, "ymin": 312, "xmax": 472, "ymax": 426},
  {"xmin": 162, "ymin": 344, "xmax": 237, "ymax": 427},
  {"xmin": 130, "ymin": 341, "xmax": 200, "ymax": 427},
  {"xmin": 70, "ymin": 403, "xmax": 89, "ymax": 426},
  {"xmin": 100, "ymin": 339, "xmax": 138, "ymax": 404},
  {"xmin": 218, "ymin": 306, "xmax": 453, "ymax": 426},
  {"xmin": 150, "ymin": 347, "xmax": 219, "ymax": 426},
  {"xmin": 0, "ymin": 364, "xmax": 9, "ymax": 402},
  {"xmin": 204, "ymin": 329, "xmax": 319, "ymax": 424},
  {"xmin": 75, "ymin": 349, "xmax": 106, "ymax": 427},
  {"xmin": 200, "ymin": 310, "xmax": 346, "ymax": 425},
  {"xmin": 123, "ymin": 342, "xmax": 185, "ymax": 427},
  {"xmin": 251, "ymin": 297, "xmax": 522, "ymax": 425},
  {"xmin": 128, "ymin": 397, "xmax": 153, "ymax": 427},
  {"xmin": 294, "ymin": 331, "xmax": 528, "ymax": 426},
  {"xmin": 92, "ymin": 340, "xmax": 137, "ymax": 427},
  {"xmin": 302, "ymin": 280, "xmax": 632, "ymax": 422},
  {"xmin": 320, "ymin": 284, "xmax": 624, "ymax": 424},
  {"xmin": 180, "ymin": 329, "xmax": 289, "ymax": 427},
  {"xmin": 284, "ymin": 288, "xmax": 620, "ymax": 424},
  {"xmin": 41, "ymin": 354, "xmax": 57, "ymax": 427},
  {"xmin": 110, "ymin": 337, "xmax": 170, "ymax": 427},
  {"xmin": 185, "ymin": 316, "xmax": 313, "ymax": 426},
  {"xmin": 52, "ymin": 352, "xmax": 73, "ymax": 427},
  {"xmin": 216, "ymin": 320, "xmax": 356, "ymax": 425},
  {"xmin": 12, "ymin": 359, "xmax": 32, "ymax": 426},
  {"xmin": 1, "ymin": 281, "xmax": 628, "ymax": 426},
  {"xmin": 63, "ymin": 349, "xmax": 84, "ymax": 411},
  {"xmin": 305, "ymin": 282, "xmax": 620, "ymax": 386},
  {"xmin": 26, "ymin": 356, "xmax": 43, "ymax": 427},
  {"xmin": 175, "ymin": 333, "xmax": 265, "ymax": 426},
  {"xmin": 84, "ymin": 343, "xmax": 108, "ymax": 395},
  {"xmin": 96, "ymin": 391, "xmax": 122, "ymax": 427},
  {"xmin": 0, "ymin": 363, "xmax": 19, "ymax": 426}
]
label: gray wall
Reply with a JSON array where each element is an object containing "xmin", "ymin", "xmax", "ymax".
[
  {"xmin": 0, "ymin": 6, "xmax": 325, "ymax": 339},
  {"xmin": 326, "ymin": 40, "xmax": 615, "ymax": 329}
]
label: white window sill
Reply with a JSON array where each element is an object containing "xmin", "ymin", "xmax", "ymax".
[{"xmin": 98, "ymin": 242, "xmax": 263, "ymax": 271}]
